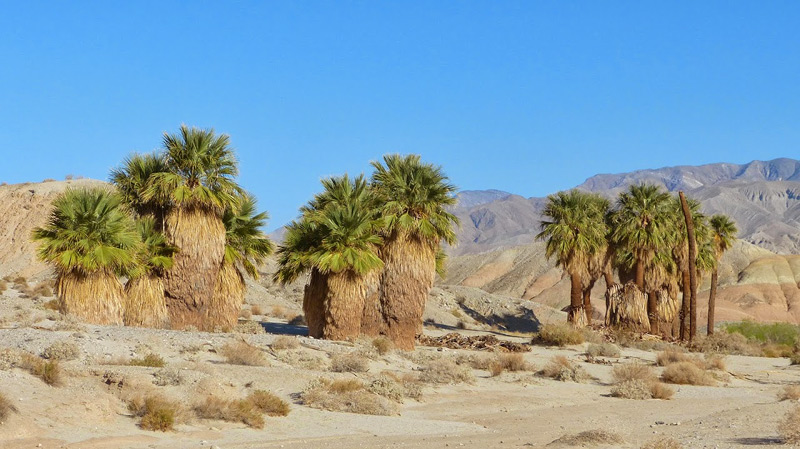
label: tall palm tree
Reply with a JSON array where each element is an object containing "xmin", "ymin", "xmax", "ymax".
[
  {"xmin": 124, "ymin": 217, "xmax": 176, "ymax": 328},
  {"xmin": 538, "ymin": 190, "xmax": 608, "ymax": 326},
  {"xmin": 207, "ymin": 194, "xmax": 274, "ymax": 331},
  {"xmin": 31, "ymin": 188, "xmax": 138, "ymax": 325},
  {"xmin": 275, "ymin": 174, "xmax": 384, "ymax": 341},
  {"xmin": 370, "ymin": 155, "xmax": 458, "ymax": 349},
  {"xmin": 707, "ymin": 214, "xmax": 737, "ymax": 335},
  {"xmin": 611, "ymin": 184, "xmax": 672, "ymax": 334},
  {"xmin": 110, "ymin": 152, "xmax": 170, "ymax": 222},
  {"xmin": 142, "ymin": 125, "xmax": 243, "ymax": 330}
]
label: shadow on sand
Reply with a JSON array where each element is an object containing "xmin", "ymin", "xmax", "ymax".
[{"xmin": 260, "ymin": 321, "xmax": 308, "ymax": 337}]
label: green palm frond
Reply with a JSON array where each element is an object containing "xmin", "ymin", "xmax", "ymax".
[
  {"xmin": 129, "ymin": 216, "xmax": 177, "ymax": 278},
  {"xmin": 710, "ymin": 214, "xmax": 738, "ymax": 258},
  {"xmin": 222, "ymin": 193, "xmax": 274, "ymax": 279},
  {"xmin": 109, "ymin": 152, "xmax": 170, "ymax": 217},
  {"xmin": 610, "ymin": 183, "xmax": 673, "ymax": 267}
]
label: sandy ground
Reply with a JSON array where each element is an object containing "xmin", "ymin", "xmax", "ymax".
[{"xmin": 0, "ymin": 286, "xmax": 799, "ymax": 449}]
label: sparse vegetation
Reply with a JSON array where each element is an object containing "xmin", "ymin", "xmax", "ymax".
[
  {"xmin": 129, "ymin": 354, "xmax": 166, "ymax": 368},
  {"xmin": 194, "ymin": 395, "xmax": 267, "ymax": 428},
  {"xmin": 488, "ymin": 353, "xmax": 531, "ymax": 376},
  {"xmin": 661, "ymin": 361, "xmax": 716, "ymax": 386},
  {"xmin": 128, "ymin": 394, "xmax": 181, "ymax": 431},
  {"xmin": 250, "ymin": 304, "xmax": 263, "ymax": 315},
  {"xmin": 234, "ymin": 320, "xmax": 265, "ymax": 334},
  {"xmin": 19, "ymin": 353, "xmax": 62, "ymax": 386},
  {"xmin": 779, "ymin": 405, "xmax": 800, "ymax": 444},
  {"xmin": 778, "ymin": 385, "xmax": 800, "ymax": 401},
  {"xmin": 0, "ymin": 392, "xmax": 17, "ymax": 421},
  {"xmin": 220, "ymin": 341, "xmax": 267, "ymax": 366},
  {"xmin": 726, "ymin": 320, "xmax": 800, "ymax": 346},
  {"xmin": 539, "ymin": 356, "xmax": 588, "ymax": 382},
  {"xmin": 239, "ymin": 308, "xmax": 252, "ymax": 320},
  {"xmin": 372, "ymin": 336, "xmax": 394, "ymax": 355},
  {"xmin": 43, "ymin": 299, "xmax": 60, "ymax": 311},
  {"xmin": 641, "ymin": 437, "xmax": 683, "ymax": 449},
  {"xmin": 41, "ymin": 341, "xmax": 79, "ymax": 361},
  {"xmin": 418, "ymin": 358, "xmax": 474, "ymax": 384},
  {"xmin": 609, "ymin": 362, "xmax": 673, "ymax": 400},
  {"xmin": 612, "ymin": 363, "xmax": 656, "ymax": 384},
  {"xmin": 272, "ymin": 336, "xmax": 300, "ymax": 350},
  {"xmin": 247, "ymin": 390, "xmax": 290, "ymax": 416},
  {"xmin": 550, "ymin": 429, "xmax": 625, "ymax": 446},
  {"xmin": 532, "ymin": 323, "xmax": 585, "ymax": 347},
  {"xmin": 688, "ymin": 331, "xmax": 759, "ymax": 356},
  {"xmin": 586, "ymin": 343, "xmax": 621, "ymax": 358},
  {"xmin": 330, "ymin": 352, "xmax": 370, "ymax": 373},
  {"xmin": 153, "ymin": 368, "xmax": 183, "ymax": 386},
  {"xmin": 300, "ymin": 377, "xmax": 397, "ymax": 415}
]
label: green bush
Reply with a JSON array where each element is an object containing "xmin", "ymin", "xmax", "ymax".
[{"xmin": 724, "ymin": 321, "xmax": 800, "ymax": 346}]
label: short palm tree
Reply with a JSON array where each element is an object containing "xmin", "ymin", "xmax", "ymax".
[
  {"xmin": 207, "ymin": 194, "xmax": 274, "ymax": 331},
  {"xmin": 31, "ymin": 188, "xmax": 138, "ymax": 325},
  {"xmin": 124, "ymin": 217, "xmax": 176, "ymax": 328},
  {"xmin": 110, "ymin": 152, "xmax": 170, "ymax": 221},
  {"xmin": 611, "ymin": 184, "xmax": 672, "ymax": 333},
  {"xmin": 707, "ymin": 214, "xmax": 737, "ymax": 335},
  {"xmin": 275, "ymin": 174, "xmax": 384, "ymax": 341},
  {"xmin": 538, "ymin": 190, "xmax": 608, "ymax": 326},
  {"xmin": 370, "ymin": 155, "xmax": 458, "ymax": 349},
  {"xmin": 142, "ymin": 125, "xmax": 243, "ymax": 330}
]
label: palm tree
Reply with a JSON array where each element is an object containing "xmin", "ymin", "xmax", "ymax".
[
  {"xmin": 124, "ymin": 217, "xmax": 176, "ymax": 328},
  {"xmin": 31, "ymin": 188, "xmax": 138, "ymax": 325},
  {"xmin": 611, "ymin": 184, "xmax": 672, "ymax": 334},
  {"xmin": 207, "ymin": 194, "xmax": 274, "ymax": 331},
  {"xmin": 707, "ymin": 214, "xmax": 737, "ymax": 335},
  {"xmin": 110, "ymin": 152, "xmax": 170, "ymax": 222},
  {"xmin": 538, "ymin": 190, "xmax": 608, "ymax": 326},
  {"xmin": 142, "ymin": 125, "xmax": 243, "ymax": 330},
  {"xmin": 275, "ymin": 174, "xmax": 384, "ymax": 341},
  {"xmin": 370, "ymin": 155, "xmax": 459, "ymax": 349}
]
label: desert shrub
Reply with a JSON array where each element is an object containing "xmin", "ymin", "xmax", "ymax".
[
  {"xmin": 689, "ymin": 330, "xmax": 763, "ymax": 356},
  {"xmin": 778, "ymin": 385, "xmax": 800, "ymax": 401},
  {"xmin": 762, "ymin": 343, "xmax": 795, "ymax": 358},
  {"xmin": 234, "ymin": 320, "xmax": 265, "ymax": 334},
  {"xmin": 456, "ymin": 353, "xmax": 493, "ymax": 370},
  {"xmin": 0, "ymin": 392, "xmax": 17, "ymax": 420},
  {"xmin": 586, "ymin": 343, "xmax": 621, "ymax": 358},
  {"xmin": 661, "ymin": 362, "xmax": 715, "ymax": 386},
  {"xmin": 489, "ymin": 353, "xmax": 531, "ymax": 376},
  {"xmin": 250, "ymin": 304, "xmax": 264, "ymax": 315},
  {"xmin": 129, "ymin": 354, "xmax": 166, "ymax": 368},
  {"xmin": 726, "ymin": 320, "xmax": 800, "ymax": 346},
  {"xmin": 271, "ymin": 336, "xmax": 300, "ymax": 350},
  {"xmin": 0, "ymin": 280, "xmax": 7, "ymax": 294},
  {"xmin": 272, "ymin": 305, "xmax": 291, "ymax": 319},
  {"xmin": 641, "ymin": 437, "xmax": 683, "ymax": 449},
  {"xmin": 247, "ymin": 390, "xmax": 290, "ymax": 416},
  {"xmin": 704, "ymin": 354, "xmax": 726, "ymax": 371},
  {"xmin": 550, "ymin": 429, "xmax": 624, "ymax": 446},
  {"xmin": 533, "ymin": 323, "xmax": 584, "ymax": 347},
  {"xmin": 612, "ymin": 363, "xmax": 656, "ymax": 384},
  {"xmin": 779, "ymin": 405, "xmax": 800, "ymax": 444},
  {"xmin": 372, "ymin": 336, "xmax": 394, "ymax": 356},
  {"xmin": 790, "ymin": 352, "xmax": 800, "ymax": 365},
  {"xmin": 220, "ymin": 341, "xmax": 267, "ymax": 366},
  {"xmin": 32, "ymin": 282, "xmax": 53, "ymax": 297},
  {"xmin": 330, "ymin": 352, "xmax": 369, "ymax": 373},
  {"xmin": 300, "ymin": 378, "xmax": 396, "ymax": 415},
  {"xmin": 650, "ymin": 381, "xmax": 675, "ymax": 399},
  {"xmin": 368, "ymin": 375, "xmax": 405, "ymax": 402},
  {"xmin": 239, "ymin": 308, "xmax": 252, "ymax": 320},
  {"xmin": 418, "ymin": 359, "xmax": 474, "ymax": 384},
  {"xmin": 656, "ymin": 348, "xmax": 690, "ymax": 366},
  {"xmin": 153, "ymin": 368, "xmax": 183, "ymax": 386},
  {"xmin": 194, "ymin": 395, "xmax": 265, "ymax": 429},
  {"xmin": 288, "ymin": 314, "xmax": 306, "ymax": 326},
  {"xmin": 42, "ymin": 299, "xmax": 60, "ymax": 311},
  {"xmin": 539, "ymin": 356, "xmax": 588, "ymax": 382},
  {"xmin": 611, "ymin": 379, "xmax": 652, "ymax": 400},
  {"xmin": 128, "ymin": 395, "xmax": 181, "ymax": 432},
  {"xmin": 19, "ymin": 353, "xmax": 62, "ymax": 386},
  {"xmin": 41, "ymin": 341, "xmax": 79, "ymax": 361},
  {"xmin": 382, "ymin": 371, "xmax": 423, "ymax": 400}
]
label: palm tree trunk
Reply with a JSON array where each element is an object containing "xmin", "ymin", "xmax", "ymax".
[
  {"xmin": 379, "ymin": 231, "xmax": 436, "ymax": 350},
  {"xmin": 205, "ymin": 263, "xmax": 245, "ymax": 332},
  {"xmin": 124, "ymin": 275, "xmax": 170, "ymax": 329},
  {"xmin": 568, "ymin": 270, "xmax": 586, "ymax": 327},
  {"xmin": 680, "ymin": 269, "xmax": 690, "ymax": 341},
  {"xmin": 647, "ymin": 290, "xmax": 659, "ymax": 334},
  {"xmin": 58, "ymin": 270, "xmax": 124, "ymax": 325},
  {"xmin": 163, "ymin": 206, "xmax": 226, "ymax": 331},
  {"xmin": 324, "ymin": 270, "xmax": 368, "ymax": 341},
  {"xmin": 359, "ymin": 270, "xmax": 384, "ymax": 337},
  {"xmin": 303, "ymin": 268, "xmax": 327, "ymax": 339},
  {"xmin": 707, "ymin": 268, "xmax": 719, "ymax": 335},
  {"xmin": 679, "ymin": 192, "xmax": 698, "ymax": 340},
  {"xmin": 583, "ymin": 279, "xmax": 596, "ymax": 325},
  {"xmin": 635, "ymin": 258, "xmax": 645, "ymax": 289}
]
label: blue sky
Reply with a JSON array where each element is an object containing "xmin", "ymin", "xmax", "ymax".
[{"xmin": 1, "ymin": 2, "xmax": 798, "ymax": 229}]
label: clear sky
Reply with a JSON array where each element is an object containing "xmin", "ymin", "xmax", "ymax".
[{"xmin": 1, "ymin": 2, "xmax": 798, "ymax": 229}]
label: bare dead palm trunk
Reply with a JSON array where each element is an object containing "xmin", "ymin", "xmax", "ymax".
[
  {"xmin": 205, "ymin": 263, "xmax": 245, "ymax": 332},
  {"xmin": 583, "ymin": 279, "xmax": 596, "ymax": 325},
  {"xmin": 568, "ymin": 270, "xmax": 586, "ymax": 326},
  {"xmin": 647, "ymin": 290, "xmax": 659, "ymax": 334},
  {"xmin": 680, "ymin": 269, "xmax": 690, "ymax": 341},
  {"xmin": 679, "ymin": 191, "xmax": 698, "ymax": 340},
  {"xmin": 359, "ymin": 270, "xmax": 384, "ymax": 337},
  {"xmin": 124, "ymin": 275, "xmax": 170, "ymax": 329},
  {"xmin": 707, "ymin": 268, "xmax": 719, "ymax": 335},
  {"xmin": 324, "ymin": 270, "xmax": 368, "ymax": 341},
  {"xmin": 303, "ymin": 268, "xmax": 327, "ymax": 339}
]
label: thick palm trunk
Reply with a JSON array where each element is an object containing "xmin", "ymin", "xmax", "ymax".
[
  {"xmin": 707, "ymin": 268, "xmax": 719, "ymax": 335},
  {"xmin": 379, "ymin": 231, "xmax": 436, "ymax": 350},
  {"xmin": 583, "ymin": 279, "xmax": 596, "ymax": 325},
  {"xmin": 647, "ymin": 290, "xmax": 659, "ymax": 334},
  {"xmin": 568, "ymin": 271, "xmax": 586, "ymax": 327},
  {"xmin": 303, "ymin": 268, "xmax": 327, "ymax": 339},
  {"xmin": 359, "ymin": 270, "xmax": 384, "ymax": 337},
  {"xmin": 324, "ymin": 270, "xmax": 368, "ymax": 341},
  {"xmin": 679, "ymin": 192, "xmax": 698, "ymax": 340},
  {"xmin": 205, "ymin": 263, "xmax": 246, "ymax": 332},
  {"xmin": 680, "ymin": 269, "xmax": 690, "ymax": 341},
  {"xmin": 58, "ymin": 270, "xmax": 124, "ymax": 325},
  {"xmin": 124, "ymin": 275, "xmax": 169, "ymax": 328},
  {"xmin": 163, "ymin": 206, "xmax": 226, "ymax": 330},
  {"xmin": 635, "ymin": 259, "xmax": 645, "ymax": 289}
]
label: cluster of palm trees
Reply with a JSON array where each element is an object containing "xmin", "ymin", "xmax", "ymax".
[
  {"xmin": 538, "ymin": 184, "xmax": 737, "ymax": 340},
  {"xmin": 32, "ymin": 125, "xmax": 273, "ymax": 331},
  {"xmin": 274, "ymin": 154, "xmax": 459, "ymax": 350}
]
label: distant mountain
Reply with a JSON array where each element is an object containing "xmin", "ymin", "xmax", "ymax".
[{"xmin": 451, "ymin": 158, "xmax": 800, "ymax": 255}]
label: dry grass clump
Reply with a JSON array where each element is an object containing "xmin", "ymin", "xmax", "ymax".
[
  {"xmin": 532, "ymin": 323, "xmax": 585, "ymax": 347},
  {"xmin": 194, "ymin": 395, "xmax": 265, "ymax": 429},
  {"xmin": 641, "ymin": 437, "xmax": 684, "ymax": 449},
  {"xmin": 247, "ymin": 390, "xmax": 290, "ymax": 416},
  {"xmin": 488, "ymin": 353, "xmax": 531, "ymax": 376},
  {"xmin": 660, "ymin": 361, "xmax": 716, "ymax": 386},
  {"xmin": 778, "ymin": 385, "xmax": 800, "ymax": 401},
  {"xmin": 656, "ymin": 348, "xmax": 690, "ymax": 366},
  {"xmin": 779, "ymin": 405, "xmax": 800, "ymax": 443},
  {"xmin": 31, "ymin": 282, "xmax": 53, "ymax": 298},
  {"xmin": 249, "ymin": 304, "xmax": 264, "ymax": 316},
  {"xmin": 300, "ymin": 377, "xmax": 397, "ymax": 415},
  {"xmin": 550, "ymin": 429, "xmax": 625, "ymax": 446},
  {"xmin": 372, "ymin": 336, "xmax": 394, "ymax": 355},
  {"xmin": 688, "ymin": 332, "xmax": 759, "ymax": 356},
  {"xmin": 128, "ymin": 394, "xmax": 182, "ymax": 431},
  {"xmin": 539, "ymin": 356, "xmax": 589, "ymax": 382},
  {"xmin": 271, "ymin": 336, "xmax": 300, "ymax": 350},
  {"xmin": 153, "ymin": 368, "xmax": 183, "ymax": 386},
  {"xmin": 586, "ymin": 343, "xmax": 621, "ymax": 358},
  {"xmin": 41, "ymin": 341, "xmax": 80, "ymax": 361},
  {"xmin": 611, "ymin": 363, "xmax": 655, "ymax": 383},
  {"xmin": 238, "ymin": 308, "xmax": 252, "ymax": 320},
  {"xmin": 381, "ymin": 371, "xmax": 423, "ymax": 400},
  {"xmin": 129, "ymin": 354, "xmax": 166, "ymax": 368},
  {"xmin": 418, "ymin": 358, "xmax": 474, "ymax": 384},
  {"xmin": 275, "ymin": 349, "xmax": 327, "ymax": 370},
  {"xmin": 649, "ymin": 381, "xmax": 675, "ymax": 399},
  {"xmin": 0, "ymin": 392, "xmax": 17, "ymax": 421},
  {"xmin": 288, "ymin": 314, "xmax": 306, "ymax": 326},
  {"xmin": 234, "ymin": 320, "xmax": 265, "ymax": 334},
  {"xmin": 220, "ymin": 341, "xmax": 267, "ymax": 366},
  {"xmin": 330, "ymin": 352, "xmax": 370, "ymax": 373},
  {"xmin": 656, "ymin": 349, "xmax": 726, "ymax": 372},
  {"xmin": 610, "ymin": 362, "xmax": 672, "ymax": 399},
  {"xmin": 19, "ymin": 353, "xmax": 62, "ymax": 386},
  {"xmin": 0, "ymin": 280, "xmax": 7, "ymax": 295},
  {"xmin": 42, "ymin": 299, "xmax": 60, "ymax": 311},
  {"xmin": 789, "ymin": 352, "xmax": 800, "ymax": 365},
  {"xmin": 367, "ymin": 375, "xmax": 405, "ymax": 402}
]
